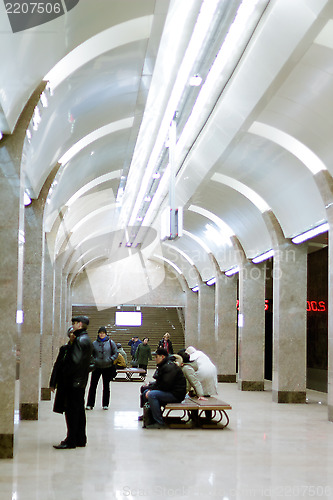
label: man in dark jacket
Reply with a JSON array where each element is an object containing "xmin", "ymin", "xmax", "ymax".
[
  {"xmin": 53, "ymin": 315, "xmax": 93, "ymax": 449},
  {"xmin": 141, "ymin": 347, "xmax": 186, "ymax": 429}
]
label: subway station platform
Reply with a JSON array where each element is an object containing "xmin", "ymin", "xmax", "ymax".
[{"xmin": 1, "ymin": 373, "xmax": 333, "ymax": 500}]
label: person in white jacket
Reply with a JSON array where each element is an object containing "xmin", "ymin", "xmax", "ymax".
[{"xmin": 185, "ymin": 346, "xmax": 218, "ymax": 396}]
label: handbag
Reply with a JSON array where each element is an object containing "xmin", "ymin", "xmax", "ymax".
[{"xmin": 143, "ymin": 402, "xmax": 155, "ymax": 428}]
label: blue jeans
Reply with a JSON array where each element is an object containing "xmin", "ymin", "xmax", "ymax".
[{"xmin": 144, "ymin": 390, "xmax": 179, "ymax": 425}]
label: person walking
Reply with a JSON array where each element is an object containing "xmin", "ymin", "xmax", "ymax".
[
  {"xmin": 52, "ymin": 316, "xmax": 93, "ymax": 449},
  {"xmin": 135, "ymin": 337, "xmax": 152, "ymax": 374},
  {"xmin": 86, "ymin": 327, "xmax": 118, "ymax": 410},
  {"xmin": 158, "ymin": 332, "xmax": 174, "ymax": 354}
]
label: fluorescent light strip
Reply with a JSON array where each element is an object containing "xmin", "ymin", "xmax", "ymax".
[
  {"xmin": 252, "ymin": 249, "xmax": 274, "ymax": 263},
  {"xmin": 191, "ymin": 286, "xmax": 199, "ymax": 292},
  {"xmin": 225, "ymin": 266, "xmax": 240, "ymax": 276},
  {"xmin": 292, "ymin": 223, "xmax": 329, "ymax": 244},
  {"xmin": 128, "ymin": 0, "xmax": 220, "ymax": 226},
  {"xmin": 24, "ymin": 192, "xmax": 32, "ymax": 206},
  {"xmin": 16, "ymin": 310, "xmax": 24, "ymax": 324},
  {"xmin": 137, "ymin": 1, "xmax": 266, "ymax": 230},
  {"xmin": 177, "ymin": 0, "xmax": 265, "ymax": 158},
  {"xmin": 206, "ymin": 277, "xmax": 216, "ymax": 286}
]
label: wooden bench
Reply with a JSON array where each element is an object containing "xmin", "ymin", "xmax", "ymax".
[
  {"xmin": 114, "ymin": 367, "xmax": 146, "ymax": 382},
  {"xmin": 163, "ymin": 396, "xmax": 232, "ymax": 429}
]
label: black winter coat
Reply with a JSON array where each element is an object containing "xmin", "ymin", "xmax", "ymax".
[
  {"xmin": 49, "ymin": 343, "xmax": 69, "ymax": 414},
  {"xmin": 150, "ymin": 357, "xmax": 186, "ymax": 401},
  {"xmin": 158, "ymin": 338, "xmax": 174, "ymax": 354},
  {"xmin": 92, "ymin": 336, "xmax": 118, "ymax": 369},
  {"xmin": 63, "ymin": 329, "xmax": 94, "ymax": 388},
  {"xmin": 49, "ymin": 329, "xmax": 93, "ymax": 413}
]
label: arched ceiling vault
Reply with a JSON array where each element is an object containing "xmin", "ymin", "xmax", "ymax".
[{"xmin": 3, "ymin": 0, "xmax": 331, "ymax": 289}]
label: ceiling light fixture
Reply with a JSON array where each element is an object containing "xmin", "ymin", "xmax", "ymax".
[
  {"xmin": 23, "ymin": 192, "xmax": 32, "ymax": 206},
  {"xmin": 127, "ymin": 0, "xmax": 222, "ymax": 228},
  {"xmin": 252, "ymin": 249, "xmax": 274, "ymax": 263},
  {"xmin": 225, "ymin": 266, "xmax": 240, "ymax": 276},
  {"xmin": 189, "ymin": 74, "xmax": 203, "ymax": 86},
  {"xmin": 292, "ymin": 223, "xmax": 329, "ymax": 244}
]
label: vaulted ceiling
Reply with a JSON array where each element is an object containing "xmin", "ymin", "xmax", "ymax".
[{"xmin": 1, "ymin": 0, "xmax": 332, "ymax": 294}]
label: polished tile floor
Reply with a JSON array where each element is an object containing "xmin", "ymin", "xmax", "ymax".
[{"xmin": 1, "ymin": 374, "xmax": 333, "ymax": 500}]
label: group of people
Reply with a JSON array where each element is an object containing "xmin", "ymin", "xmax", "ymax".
[
  {"xmin": 49, "ymin": 317, "xmax": 218, "ymax": 446},
  {"xmin": 127, "ymin": 332, "xmax": 174, "ymax": 372},
  {"xmin": 138, "ymin": 344, "xmax": 218, "ymax": 429},
  {"xmin": 49, "ymin": 317, "xmax": 129, "ymax": 448}
]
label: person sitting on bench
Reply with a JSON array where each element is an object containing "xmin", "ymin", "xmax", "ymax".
[
  {"xmin": 140, "ymin": 347, "xmax": 186, "ymax": 429},
  {"xmin": 172, "ymin": 352, "xmax": 207, "ymax": 400}
]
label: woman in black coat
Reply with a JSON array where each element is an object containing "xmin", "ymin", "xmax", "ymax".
[
  {"xmin": 49, "ymin": 327, "xmax": 75, "ymax": 414},
  {"xmin": 158, "ymin": 332, "xmax": 174, "ymax": 354}
]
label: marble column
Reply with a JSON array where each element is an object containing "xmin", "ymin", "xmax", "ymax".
[
  {"xmin": 215, "ymin": 273, "xmax": 238, "ymax": 382},
  {"xmin": 0, "ymin": 136, "xmax": 20, "ymax": 457},
  {"xmin": 184, "ymin": 287, "xmax": 198, "ymax": 347},
  {"xmin": 19, "ymin": 202, "xmax": 43, "ymax": 420},
  {"xmin": 53, "ymin": 260, "xmax": 64, "ymax": 352},
  {"xmin": 0, "ymin": 82, "xmax": 45, "ymax": 455},
  {"xmin": 238, "ymin": 262, "xmax": 266, "ymax": 391},
  {"xmin": 20, "ymin": 157, "xmax": 57, "ymax": 414},
  {"xmin": 272, "ymin": 242, "xmax": 307, "ymax": 403},
  {"xmin": 40, "ymin": 236, "xmax": 55, "ymax": 400},
  {"xmin": 197, "ymin": 280, "xmax": 216, "ymax": 362},
  {"xmin": 313, "ymin": 170, "xmax": 333, "ymax": 419}
]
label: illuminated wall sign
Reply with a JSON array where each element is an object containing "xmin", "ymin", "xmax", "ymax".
[
  {"xmin": 115, "ymin": 311, "xmax": 142, "ymax": 327},
  {"xmin": 236, "ymin": 299, "xmax": 326, "ymax": 312},
  {"xmin": 307, "ymin": 301, "xmax": 326, "ymax": 312},
  {"xmin": 236, "ymin": 299, "xmax": 270, "ymax": 311}
]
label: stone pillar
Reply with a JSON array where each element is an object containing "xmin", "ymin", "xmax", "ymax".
[
  {"xmin": 272, "ymin": 243, "xmax": 307, "ymax": 403},
  {"xmin": 19, "ymin": 201, "xmax": 43, "ymax": 420},
  {"xmin": 328, "ymin": 215, "xmax": 333, "ymax": 420},
  {"xmin": 313, "ymin": 170, "xmax": 333, "ymax": 418},
  {"xmin": 184, "ymin": 288, "xmax": 198, "ymax": 347},
  {"xmin": 53, "ymin": 261, "xmax": 64, "ymax": 352},
  {"xmin": 61, "ymin": 272, "xmax": 69, "ymax": 332},
  {"xmin": 238, "ymin": 261, "xmax": 266, "ymax": 391},
  {"xmin": 0, "ymin": 82, "xmax": 45, "ymax": 455},
  {"xmin": 197, "ymin": 280, "xmax": 216, "ymax": 361},
  {"xmin": 215, "ymin": 273, "xmax": 237, "ymax": 382},
  {"xmin": 40, "ymin": 237, "xmax": 55, "ymax": 400},
  {"xmin": 20, "ymin": 161, "xmax": 57, "ymax": 410},
  {"xmin": 0, "ymin": 135, "xmax": 20, "ymax": 457}
]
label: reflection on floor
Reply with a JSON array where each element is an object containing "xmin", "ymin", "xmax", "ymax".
[{"xmin": 1, "ymin": 373, "xmax": 333, "ymax": 500}]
